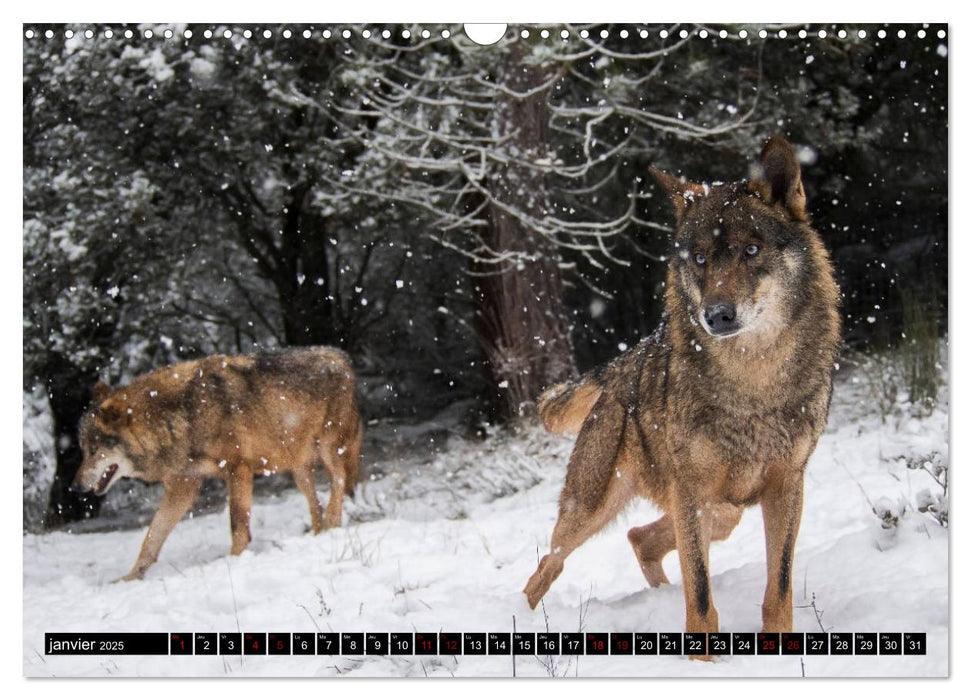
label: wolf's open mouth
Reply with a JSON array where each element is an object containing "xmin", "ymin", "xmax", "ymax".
[{"xmin": 94, "ymin": 464, "xmax": 119, "ymax": 495}]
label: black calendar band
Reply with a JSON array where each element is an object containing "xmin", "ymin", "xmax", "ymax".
[{"xmin": 44, "ymin": 632, "xmax": 927, "ymax": 656}]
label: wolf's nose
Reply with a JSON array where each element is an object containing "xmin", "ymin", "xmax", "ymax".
[
  {"xmin": 68, "ymin": 474, "xmax": 90, "ymax": 493},
  {"xmin": 704, "ymin": 303, "xmax": 737, "ymax": 334}
]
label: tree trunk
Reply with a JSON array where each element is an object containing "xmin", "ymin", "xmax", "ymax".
[
  {"xmin": 277, "ymin": 236, "xmax": 338, "ymax": 348},
  {"xmin": 273, "ymin": 185, "xmax": 339, "ymax": 348},
  {"xmin": 43, "ymin": 355, "xmax": 102, "ymax": 528},
  {"xmin": 473, "ymin": 39, "xmax": 576, "ymax": 421}
]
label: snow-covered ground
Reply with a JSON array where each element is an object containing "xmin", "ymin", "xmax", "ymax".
[{"xmin": 22, "ymin": 364, "xmax": 949, "ymax": 678}]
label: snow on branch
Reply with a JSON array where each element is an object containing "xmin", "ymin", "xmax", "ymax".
[{"xmin": 275, "ymin": 29, "xmax": 768, "ymax": 273}]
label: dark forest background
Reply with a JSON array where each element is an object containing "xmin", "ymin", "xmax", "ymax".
[{"xmin": 23, "ymin": 24, "xmax": 948, "ymax": 530}]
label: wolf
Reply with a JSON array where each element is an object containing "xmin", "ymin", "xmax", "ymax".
[
  {"xmin": 523, "ymin": 137, "xmax": 841, "ymax": 656},
  {"xmin": 73, "ymin": 346, "xmax": 362, "ymax": 581}
]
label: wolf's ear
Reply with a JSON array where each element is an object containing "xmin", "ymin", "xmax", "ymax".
[
  {"xmin": 92, "ymin": 381, "xmax": 112, "ymax": 404},
  {"xmin": 748, "ymin": 136, "xmax": 808, "ymax": 222},
  {"xmin": 649, "ymin": 166, "xmax": 706, "ymax": 223},
  {"xmin": 97, "ymin": 400, "xmax": 130, "ymax": 427}
]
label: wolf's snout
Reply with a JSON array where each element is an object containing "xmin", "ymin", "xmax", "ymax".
[{"xmin": 703, "ymin": 303, "xmax": 738, "ymax": 335}]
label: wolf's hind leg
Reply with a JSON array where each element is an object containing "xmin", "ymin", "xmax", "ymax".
[
  {"xmin": 228, "ymin": 466, "xmax": 253, "ymax": 555},
  {"xmin": 120, "ymin": 476, "xmax": 202, "ymax": 581},
  {"xmin": 524, "ymin": 515, "xmax": 585, "ymax": 609},
  {"xmin": 524, "ymin": 477, "xmax": 635, "ymax": 609},
  {"xmin": 525, "ymin": 401, "xmax": 635, "ymax": 609},
  {"xmin": 627, "ymin": 517, "xmax": 674, "ymax": 587},
  {"xmin": 292, "ymin": 464, "xmax": 326, "ymax": 534},
  {"xmin": 628, "ymin": 504, "xmax": 743, "ymax": 587},
  {"xmin": 319, "ymin": 445, "xmax": 347, "ymax": 529}
]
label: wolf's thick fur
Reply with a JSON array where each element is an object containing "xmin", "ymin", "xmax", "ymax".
[
  {"xmin": 525, "ymin": 137, "xmax": 841, "ymax": 658},
  {"xmin": 74, "ymin": 347, "xmax": 362, "ymax": 581}
]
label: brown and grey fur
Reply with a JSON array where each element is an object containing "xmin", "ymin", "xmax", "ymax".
[
  {"xmin": 524, "ymin": 137, "xmax": 841, "ymax": 658},
  {"xmin": 74, "ymin": 346, "xmax": 362, "ymax": 581}
]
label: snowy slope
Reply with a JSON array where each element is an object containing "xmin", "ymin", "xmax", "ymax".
[{"xmin": 22, "ymin": 366, "xmax": 948, "ymax": 678}]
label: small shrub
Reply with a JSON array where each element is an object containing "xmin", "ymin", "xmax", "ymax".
[
  {"xmin": 904, "ymin": 452, "xmax": 948, "ymax": 528},
  {"xmin": 871, "ymin": 496, "xmax": 907, "ymax": 530},
  {"xmin": 858, "ymin": 352, "xmax": 902, "ymax": 424},
  {"xmin": 899, "ymin": 288, "xmax": 941, "ymax": 413}
]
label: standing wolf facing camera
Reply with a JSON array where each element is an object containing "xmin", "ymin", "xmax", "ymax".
[
  {"xmin": 73, "ymin": 346, "xmax": 362, "ymax": 581},
  {"xmin": 524, "ymin": 137, "xmax": 840, "ymax": 657}
]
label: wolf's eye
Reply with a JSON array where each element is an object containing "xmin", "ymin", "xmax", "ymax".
[
  {"xmin": 694, "ymin": 252, "xmax": 706, "ymax": 265},
  {"xmin": 745, "ymin": 243, "xmax": 761, "ymax": 257}
]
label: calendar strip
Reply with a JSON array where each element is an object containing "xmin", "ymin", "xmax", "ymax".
[{"xmin": 44, "ymin": 632, "xmax": 926, "ymax": 656}]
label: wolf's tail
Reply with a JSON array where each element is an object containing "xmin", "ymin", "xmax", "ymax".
[{"xmin": 537, "ymin": 372, "xmax": 604, "ymax": 435}]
